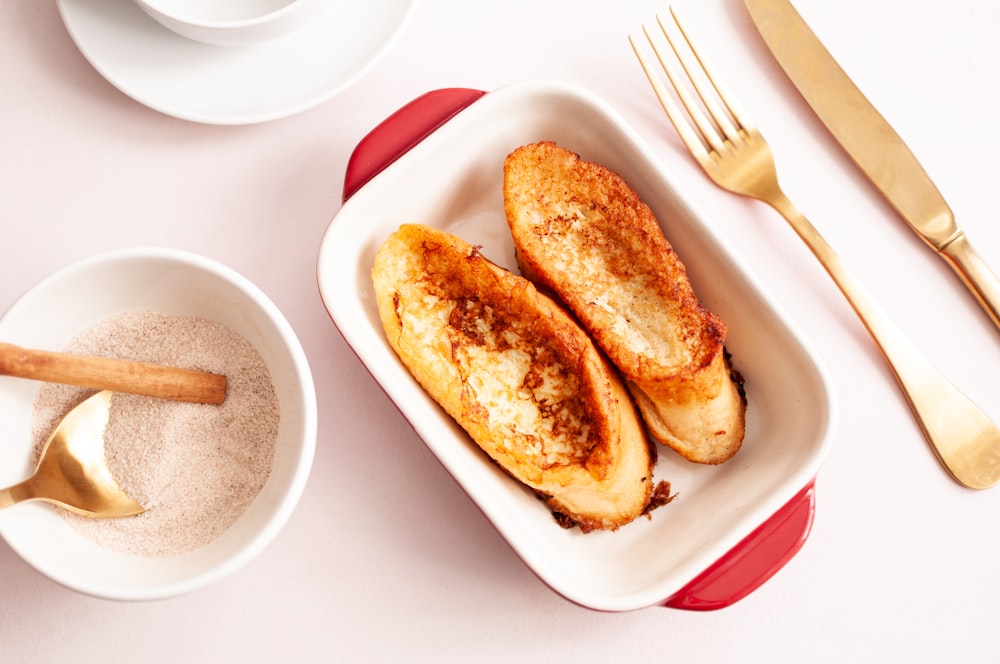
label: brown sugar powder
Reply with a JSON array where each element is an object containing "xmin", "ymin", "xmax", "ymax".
[{"xmin": 30, "ymin": 311, "xmax": 280, "ymax": 557}]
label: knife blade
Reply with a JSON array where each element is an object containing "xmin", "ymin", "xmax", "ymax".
[{"xmin": 743, "ymin": 0, "xmax": 1000, "ymax": 332}]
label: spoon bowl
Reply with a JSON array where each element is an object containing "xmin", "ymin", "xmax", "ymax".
[{"xmin": 0, "ymin": 391, "xmax": 143, "ymax": 518}]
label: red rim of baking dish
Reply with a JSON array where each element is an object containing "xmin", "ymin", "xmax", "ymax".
[{"xmin": 341, "ymin": 86, "xmax": 818, "ymax": 611}]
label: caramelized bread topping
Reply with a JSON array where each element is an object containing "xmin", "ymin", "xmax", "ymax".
[
  {"xmin": 504, "ymin": 142, "xmax": 746, "ymax": 464},
  {"xmin": 373, "ymin": 224, "xmax": 662, "ymax": 531}
]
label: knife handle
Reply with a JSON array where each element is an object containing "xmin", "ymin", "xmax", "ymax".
[
  {"xmin": 940, "ymin": 233, "xmax": 1000, "ymax": 333},
  {"xmin": 766, "ymin": 194, "xmax": 1000, "ymax": 490}
]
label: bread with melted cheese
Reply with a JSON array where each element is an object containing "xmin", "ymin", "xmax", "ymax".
[
  {"xmin": 503, "ymin": 142, "xmax": 746, "ymax": 464},
  {"xmin": 372, "ymin": 223, "xmax": 667, "ymax": 531}
]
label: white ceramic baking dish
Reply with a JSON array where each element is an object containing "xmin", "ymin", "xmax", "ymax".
[{"xmin": 317, "ymin": 80, "xmax": 836, "ymax": 611}]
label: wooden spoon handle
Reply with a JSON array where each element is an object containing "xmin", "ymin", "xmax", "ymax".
[{"xmin": 0, "ymin": 343, "xmax": 226, "ymax": 405}]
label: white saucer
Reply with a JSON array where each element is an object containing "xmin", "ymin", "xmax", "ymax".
[{"xmin": 57, "ymin": 0, "xmax": 418, "ymax": 125}]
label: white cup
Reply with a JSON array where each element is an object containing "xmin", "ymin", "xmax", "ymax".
[{"xmin": 135, "ymin": 0, "xmax": 326, "ymax": 47}]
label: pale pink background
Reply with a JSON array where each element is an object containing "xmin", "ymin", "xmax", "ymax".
[{"xmin": 2, "ymin": 0, "xmax": 998, "ymax": 660}]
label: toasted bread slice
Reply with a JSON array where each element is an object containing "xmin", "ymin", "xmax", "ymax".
[
  {"xmin": 372, "ymin": 224, "xmax": 664, "ymax": 531},
  {"xmin": 503, "ymin": 142, "xmax": 746, "ymax": 464}
]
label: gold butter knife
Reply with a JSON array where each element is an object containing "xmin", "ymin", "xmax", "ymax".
[{"xmin": 744, "ymin": 0, "xmax": 1000, "ymax": 332}]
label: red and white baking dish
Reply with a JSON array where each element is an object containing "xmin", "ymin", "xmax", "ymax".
[{"xmin": 317, "ymin": 80, "xmax": 836, "ymax": 611}]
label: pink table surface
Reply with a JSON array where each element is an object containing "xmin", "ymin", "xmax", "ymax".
[{"xmin": 2, "ymin": 1, "xmax": 999, "ymax": 661}]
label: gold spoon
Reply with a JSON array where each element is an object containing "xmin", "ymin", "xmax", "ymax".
[
  {"xmin": 0, "ymin": 344, "xmax": 226, "ymax": 517},
  {"xmin": 0, "ymin": 391, "xmax": 143, "ymax": 518}
]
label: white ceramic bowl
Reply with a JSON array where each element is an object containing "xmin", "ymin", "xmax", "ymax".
[
  {"xmin": 135, "ymin": 0, "xmax": 325, "ymax": 47},
  {"xmin": 0, "ymin": 248, "xmax": 316, "ymax": 600},
  {"xmin": 318, "ymin": 80, "xmax": 836, "ymax": 612}
]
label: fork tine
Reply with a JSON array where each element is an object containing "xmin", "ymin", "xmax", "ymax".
[
  {"xmin": 658, "ymin": 11, "xmax": 740, "ymax": 144},
  {"xmin": 628, "ymin": 32, "xmax": 709, "ymax": 160},
  {"xmin": 666, "ymin": 7, "xmax": 754, "ymax": 138},
  {"xmin": 640, "ymin": 21, "xmax": 726, "ymax": 155}
]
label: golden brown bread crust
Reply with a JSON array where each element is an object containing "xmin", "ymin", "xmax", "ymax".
[
  {"xmin": 503, "ymin": 142, "xmax": 746, "ymax": 464},
  {"xmin": 372, "ymin": 223, "xmax": 663, "ymax": 531}
]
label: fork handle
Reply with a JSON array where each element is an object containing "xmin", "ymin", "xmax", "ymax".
[
  {"xmin": 768, "ymin": 192, "xmax": 1000, "ymax": 489},
  {"xmin": 940, "ymin": 233, "xmax": 1000, "ymax": 334}
]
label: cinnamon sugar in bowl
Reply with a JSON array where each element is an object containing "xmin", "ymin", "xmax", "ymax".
[{"xmin": 0, "ymin": 248, "xmax": 316, "ymax": 600}]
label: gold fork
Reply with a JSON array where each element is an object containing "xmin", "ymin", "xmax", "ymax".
[{"xmin": 629, "ymin": 8, "xmax": 1000, "ymax": 489}]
